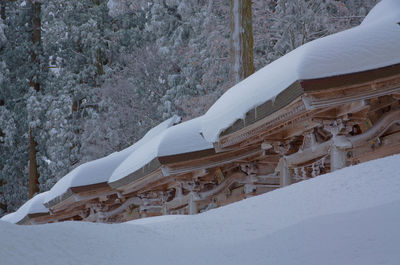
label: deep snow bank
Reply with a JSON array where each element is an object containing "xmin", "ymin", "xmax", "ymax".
[{"xmin": 1, "ymin": 154, "xmax": 400, "ymax": 265}]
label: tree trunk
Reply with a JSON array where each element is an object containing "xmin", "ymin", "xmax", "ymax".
[
  {"xmin": 29, "ymin": 129, "xmax": 39, "ymax": 198},
  {"xmin": 230, "ymin": 0, "xmax": 254, "ymax": 84},
  {"xmin": 96, "ymin": 48, "xmax": 104, "ymax": 76},
  {"xmin": 28, "ymin": 0, "xmax": 41, "ymax": 198},
  {"xmin": 30, "ymin": 0, "xmax": 41, "ymax": 92},
  {"xmin": 0, "ymin": 0, "xmax": 6, "ymax": 21},
  {"xmin": 0, "ymin": 178, "xmax": 5, "ymax": 212},
  {"xmin": 0, "ymin": 202, "xmax": 6, "ymax": 212}
]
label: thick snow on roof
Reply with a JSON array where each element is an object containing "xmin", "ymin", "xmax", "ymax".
[
  {"xmin": 201, "ymin": 0, "xmax": 400, "ymax": 142},
  {"xmin": 1, "ymin": 154, "xmax": 400, "ymax": 264},
  {"xmin": 44, "ymin": 115, "xmax": 181, "ymax": 204},
  {"xmin": 361, "ymin": 0, "xmax": 400, "ymax": 25},
  {"xmin": 109, "ymin": 116, "xmax": 213, "ymax": 183},
  {"xmin": 0, "ymin": 192, "xmax": 49, "ymax": 224},
  {"xmin": 157, "ymin": 117, "xmax": 213, "ymax": 157}
]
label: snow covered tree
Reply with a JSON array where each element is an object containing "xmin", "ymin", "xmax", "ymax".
[
  {"xmin": 252, "ymin": 0, "xmax": 378, "ymax": 67},
  {"xmin": 0, "ymin": 0, "xmax": 34, "ymax": 213},
  {"xmin": 35, "ymin": 0, "xmax": 115, "ymax": 189}
]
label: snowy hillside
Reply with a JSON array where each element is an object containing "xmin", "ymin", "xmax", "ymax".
[{"xmin": 1, "ymin": 154, "xmax": 400, "ymax": 265}]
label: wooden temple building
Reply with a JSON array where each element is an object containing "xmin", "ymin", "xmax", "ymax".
[{"xmin": 2, "ymin": 2, "xmax": 400, "ymax": 225}]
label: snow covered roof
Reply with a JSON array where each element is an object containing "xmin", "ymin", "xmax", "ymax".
[
  {"xmin": 201, "ymin": 0, "xmax": 400, "ymax": 142},
  {"xmin": 44, "ymin": 115, "xmax": 181, "ymax": 206},
  {"xmin": 0, "ymin": 192, "xmax": 50, "ymax": 224},
  {"xmin": 157, "ymin": 116, "xmax": 214, "ymax": 157},
  {"xmin": 108, "ymin": 116, "xmax": 213, "ymax": 186}
]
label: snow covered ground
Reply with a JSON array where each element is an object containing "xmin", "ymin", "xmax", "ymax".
[{"xmin": 1, "ymin": 154, "xmax": 400, "ymax": 265}]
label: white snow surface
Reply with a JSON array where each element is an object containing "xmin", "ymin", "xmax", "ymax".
[
  {"xmin": 0, "ymin": 191, "xmax": 49, "ymax": 224},
  {"xmin": 201, "ymin": 0, "xmax": 400, "ymax": 142},
  {"xmin": 157, "ymin": 116, "xmax": 213, "ymax": 156},
  {"xmin": 43, "ymin": 115, "xmax": 180, "ymax": 205},
  {"xmin": 109, "ymin": 116, "xmax": 213, "ymax": 183},
  {"xmin": 1, "ymin": 154, "xmax": 400, "ymax": 265},
  {"xmin": 361, "ymin": 0, "xmax": 400, "ymax": 25}
]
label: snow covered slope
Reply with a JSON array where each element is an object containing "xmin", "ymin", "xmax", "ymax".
[
  {"xmin": 1, "ymin": 154, "xmax": 400, "ymax": 265},
  {"xmin": 201, "ymin": 0, "xmax": 400, "ymax": 142}
]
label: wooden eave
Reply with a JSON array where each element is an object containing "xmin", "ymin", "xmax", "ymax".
[
  {"xmin": 16, "ymin": 212, "xmax": 49, "ymax": 225},
  {"xmin": 119, "ymin": 146, "xmax": 266, "ymax": 197},
  {"xmin": 37, "ymin": 207, "xmax": 88, "ymax": 224},
  {"xmin": 109, "ymin": 148, "xmax": 217, "ymax": 191},
  {"xmin": 158, "ymin": 148, "xmax": 216, "ymax": 164},
  {"xmin": 217, "ymin": 63, "xmax": 400, "ymax": 149},
  {"xmin": 109, "ymin": 143, "xmax": 268, "ymax": 196},
  {"xmin": 163, "ymin": 145, "xmax": 262, "ymax": 176},
  {"xmin": 220, "ymin": 81, "xmax": 304, "ymax": 138},
  {"xmin": 108, "ymin": 157, "xmax": 162, "ymax": 190},
  {"xmin": 45, "ymin": 182, "xmax": 112, "ymax": 211},
  {"xmin": 300, "ymin": 63, "xmax": 400, "ymax": 92}
]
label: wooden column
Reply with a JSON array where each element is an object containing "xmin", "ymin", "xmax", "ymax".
[
  {"xmin": 329, "ymin": 135, "xmax": 351, "ymax": 172},
  {"xmin": 188, "ymin": 193, "xmax": 198, "ymax": 215},
  {"xmin": 279, "ymin": 158, "xmax": 291, "ymax": 187},
  {"xmin": 330, "ymin": 145, "xmax": 347, "ymax": 172}
]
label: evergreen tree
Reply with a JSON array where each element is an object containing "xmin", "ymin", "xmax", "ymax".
[
  {"xmin": 37, "ymin": 0, "xmax": 114, "ymax": 189},
  {"xmin": 0, "ymin": 0, "xmax": 33, "ymax": 213}
]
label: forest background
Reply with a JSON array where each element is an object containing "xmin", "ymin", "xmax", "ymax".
[{"xmin": 0, "ymin": 0, "xmax": 377, "ymax": 216}]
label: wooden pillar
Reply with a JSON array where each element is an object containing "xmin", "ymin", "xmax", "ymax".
[
  {"xmin": 330, "ymin": 145, "xmax": 346, "ymax": 172},
  {"xmin": 279, "ymin": 158, "xmax": 291, "ymax": 187},
  {"xmin": 162, "ymin": 204, "xmax": 168, "ymax": 215},
  {"xmin": 188, "ymin": 193, "xmax": 198, "ymax": 215}
]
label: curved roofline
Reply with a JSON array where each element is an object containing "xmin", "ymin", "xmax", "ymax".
[{"xmin": 218, "ymin": 62, "xmax": 400, "ymax": 140}]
